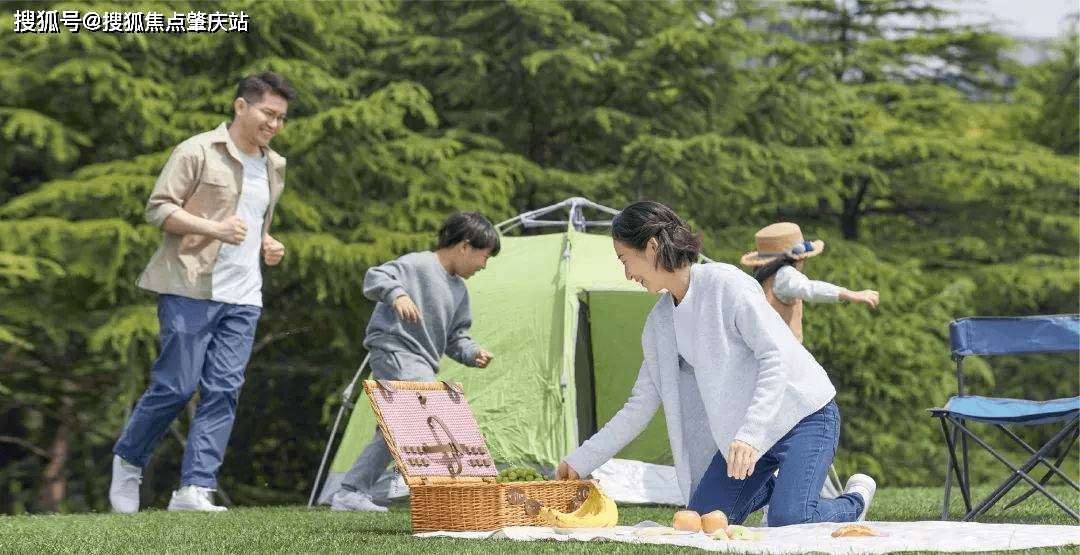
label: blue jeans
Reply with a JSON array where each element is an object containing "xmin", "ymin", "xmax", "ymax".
[
  {"xmin": 114, "ymin": 295, "xmax": 260, "ymax": 488},
  {"xmin": 341, "ymin": 349, "xmax": 436, "ymax": 493},
  {"xmin": 687, "ymin": 400, "xmax": 863, "ymax": 526}
]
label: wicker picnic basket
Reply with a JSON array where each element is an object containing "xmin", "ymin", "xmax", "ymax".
[{"xmin": 363, "ymin": 379, "xmax": 589, "ymax": 532}]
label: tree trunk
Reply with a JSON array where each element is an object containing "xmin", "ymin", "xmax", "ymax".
[
  {"xmin": 840, "ymin": 174, "xmax": 870, "ymax": 240},
  {"xmin": 34, "ymin": 396, "xmax": 73, "ymax": 513}
]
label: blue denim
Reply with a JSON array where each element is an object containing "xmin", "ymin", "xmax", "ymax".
[
  {"xmin": 114, "ymin": 295, "xmax": 260, "ymax": 488},
  {"xmin": 341, "ymin": 349, "xmax": 436, "ymax": 493},
  {"xmin": 687, "ymin": 400, "xmax": 864, "ymax": 526}
]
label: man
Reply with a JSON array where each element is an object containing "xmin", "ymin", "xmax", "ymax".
[{"xmin": 109, "ymin": 72, "xmax": 294, "ymax": 513}]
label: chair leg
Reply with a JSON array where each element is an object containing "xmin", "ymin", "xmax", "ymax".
[
  {"xmin": 936, "ymin": 416, "xmax": 972, "ymax": 519},
  {"xmin": 1004, "ymin": 433, "xmax": 1078, "ymax": 510},
  {"xmin": 954, "ymin": 420, "xmax": 1080, "ymax": 521},
  {"xmin": 998, "ymin": 424, "xmax": 1080, "ymax": 491},
  {"xmin": 960, "ymin": 421, "xmax": 972, "ymax": 510},
  {"xmin": 941, "ymin": 430, "xmax": 954, "ymax": 520}
]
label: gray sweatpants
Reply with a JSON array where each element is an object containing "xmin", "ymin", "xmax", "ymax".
[{"xmin": 340, "ymin": 349, "xmax": 437, "ymax": 494}]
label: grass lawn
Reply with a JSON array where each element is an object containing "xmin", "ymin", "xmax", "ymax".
[{"xmin": 0, "ymin": 486, "xmax": 1076, "ymax": 555}]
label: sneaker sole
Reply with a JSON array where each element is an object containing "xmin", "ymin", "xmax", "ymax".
[
  {"xmin": 168, "ymin": 504, "xmax": 227, "ymax": 512},
  {"xmin": 330, "ymin": 505, "xmax": 387, "ymax": 512}
]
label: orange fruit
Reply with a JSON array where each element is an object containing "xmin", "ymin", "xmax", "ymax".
[
  {"xmin": 700, "ymin": 510, "xmax": 728, "ymax": 533},
  {"xmin": 672, "ymin": 509, "xmax": 702, "ymax": 532}
]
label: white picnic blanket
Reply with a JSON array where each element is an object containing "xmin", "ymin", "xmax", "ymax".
[{"xmin": 416, "ymin": 520, "xmax": 1080, "ymax": 554}]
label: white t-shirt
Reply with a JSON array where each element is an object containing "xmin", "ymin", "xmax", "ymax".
[
  {"xmin": 673, "ymin": 285, "xmax": 698, "ymax": 369},
  {"xmin": 211, "ymin": 150, "xmax": 269, "ymax": 307}
]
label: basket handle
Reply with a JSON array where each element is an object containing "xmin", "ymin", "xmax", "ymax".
[{"xmin": 426, "ymin": 415, "xmax": 463, "ymax": 476}]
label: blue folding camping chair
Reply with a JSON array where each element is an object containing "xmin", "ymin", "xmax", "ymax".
[{"xmin": 928, "ymin": 314, "xmax": 1080, "ymax": 521}]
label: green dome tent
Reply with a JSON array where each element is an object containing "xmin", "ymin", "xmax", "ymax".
[{"xmin": 310, "ymin": 198, "xmax": 675, "ymax": 504}]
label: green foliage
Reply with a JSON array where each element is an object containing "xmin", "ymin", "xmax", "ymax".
[{"xmin": 1020, "ymin": 16, "xmax": 1080, "ymax": 155}]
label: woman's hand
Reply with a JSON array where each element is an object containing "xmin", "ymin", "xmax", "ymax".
[
  {"xmin": 556, "ymin": 461, "xmax": 580, "ymax": 480},
  {"xmin": 727, "ymin": 440, "xmax": 758, "ymax": 480}
]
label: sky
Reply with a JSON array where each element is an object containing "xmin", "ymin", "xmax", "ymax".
[{"xmin": 956, "ymin": 0, "xmax": 1077, "ymax": 38}]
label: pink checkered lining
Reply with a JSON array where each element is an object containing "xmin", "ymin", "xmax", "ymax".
[{"xmin": 368, "ymin": 383, "xmax": 498, "ymax": 478}]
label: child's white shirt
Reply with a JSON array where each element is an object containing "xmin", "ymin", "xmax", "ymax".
[{"xmin": 772, "ymin": 264, "xmax": 842, "ymax": 304}]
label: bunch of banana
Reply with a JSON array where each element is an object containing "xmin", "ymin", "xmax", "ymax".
[{"xmin": 535, "ymin": 484, "xmax": 618, "ymax": 528}]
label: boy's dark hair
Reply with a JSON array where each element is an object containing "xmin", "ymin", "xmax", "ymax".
[
  {"xmin": 437, "ymin": 212, "xmax": 501, "ymax": 256},
  {"xmin": 236, "ymin": 72, "xmax": 296, "ymax": 104},
  {"xmin": 611, "ymin": 201, "xmax": 701, "ymax": 272}
]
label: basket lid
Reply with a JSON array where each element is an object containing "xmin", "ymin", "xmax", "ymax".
[{"xmin": 363, "ymin": 379, "xmax": 498, "ymax": 481}]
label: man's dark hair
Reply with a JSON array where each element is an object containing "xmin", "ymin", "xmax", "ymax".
[
  {"xmin": 235, "ymin": 72, "xmax": 296, "ymax": 104},
  {"xmin": 611, "ymin": 200, "xmax": 701, "ymax": 272},
  {"xmin": 437, "ymin": 212, "xmax": 501, "ymax": 256}
]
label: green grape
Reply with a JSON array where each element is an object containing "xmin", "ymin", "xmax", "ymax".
[
  {"xmin": 495, "ymin": 466, "xmax": 550, "ymax": 482},
  {"xmin": 498, "ymin": 466, "xmax": 544, "ymax": 482}
]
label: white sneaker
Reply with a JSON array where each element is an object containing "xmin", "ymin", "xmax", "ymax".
[
  {"xmin": 167, "ymin": 485, "xmax": 227, "ymax": 512},
  {"xmin": 844, "ymin": 474, "xmax": 876, "ymax": 521},
  {"xmin": 331, "ymin": 490, "xmax": 388, "ymax": 512},
  {"xmin": 109, "ymin": 455, "xmax": 142, "ymax": 514}
]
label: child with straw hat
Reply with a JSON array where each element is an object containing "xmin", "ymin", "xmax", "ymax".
[{"xmin": 741, "ymin": 222, "xmax": 879, "ymax": 343}]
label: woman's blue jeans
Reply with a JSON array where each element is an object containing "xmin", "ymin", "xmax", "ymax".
[{"xmin": 687, "ymin": 400, "xmax": 864, "ymax": 526}]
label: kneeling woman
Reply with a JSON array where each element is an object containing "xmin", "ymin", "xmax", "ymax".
[{"xmin": 556, "ymin": 200, "xmax": 875, "ymax": 526}]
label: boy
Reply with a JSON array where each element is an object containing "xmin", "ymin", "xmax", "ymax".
[{"xmin": 331, "ymin": 212, "xmax": 499, "ymax": 512}]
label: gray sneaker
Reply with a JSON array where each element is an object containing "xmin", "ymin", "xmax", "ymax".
[
  {"xmin": 109, "ymin": 455, "xmax": 142, "ymax": 514},
  {"xmin": 844, "ymin": 474, "xmax": 876, "ymax": 521},
  {"xmin": 331, "ymin": 490, "xmax": 388, "ymax": 512},
  {"xmin": 167, "ymin": 485, "xmax": 227, "ymax": 512}
]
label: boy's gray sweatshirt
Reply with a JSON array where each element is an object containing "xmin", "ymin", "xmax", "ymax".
[{"xmin": 362, "ymin": 251, "xmax": 479, "ymax": 370}]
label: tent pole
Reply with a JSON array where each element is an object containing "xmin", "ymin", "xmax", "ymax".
[
  {"xmin": 307, "ymin": 353, "xmax": 371, "ymax": 508},
  {"xmin": 496, "ymin": 197, "xmax": 621, "ymax": 234}
]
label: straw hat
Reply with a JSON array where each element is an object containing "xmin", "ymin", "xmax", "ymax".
[{"xmin": 740, "ymin": 222, "xmax": 825, "ymax": 266}]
